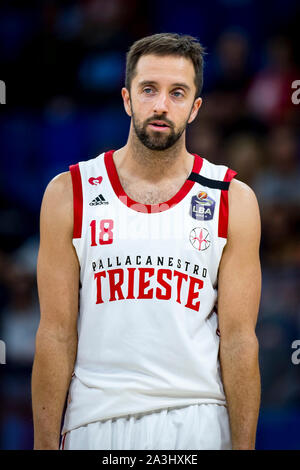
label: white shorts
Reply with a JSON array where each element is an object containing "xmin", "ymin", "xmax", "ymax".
[{"xmin": 61, "ymin": 403, "xmax": 232, "ymax": 450}]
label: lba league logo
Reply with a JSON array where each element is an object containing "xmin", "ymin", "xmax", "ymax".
[
  {"xmin": 190, "ymin": 191, "xmax": 215, "ymax": 221},
  {"xmin": 190, "ymin": 227, "xmax": 211, "ymax": 251}
]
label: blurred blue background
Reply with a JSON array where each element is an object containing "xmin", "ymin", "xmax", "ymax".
[{"xmin": 0, "ymin": 0, "xmax": 300, "ymax": 450}]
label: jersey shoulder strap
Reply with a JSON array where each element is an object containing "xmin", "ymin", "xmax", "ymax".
[
  {"xmin": 187, "ymin": 157, "xmax": 237, "ymax": 238},
  {"xmin": 69, "ymin": 152, "xmax": 106, "ymax": 239}
]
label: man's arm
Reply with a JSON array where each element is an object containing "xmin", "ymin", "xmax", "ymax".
[
  {"xmin": 217, "ymin": 178, "xmax": 261, "ymax": 450},
  {"xmin": 32, "ymin": 172, "xmax": 79, "ymax": 450}
]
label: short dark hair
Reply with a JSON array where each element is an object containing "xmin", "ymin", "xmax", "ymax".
[{"xmin": 125, "ymin": 33, "xmax": 206, "ymax": 98}]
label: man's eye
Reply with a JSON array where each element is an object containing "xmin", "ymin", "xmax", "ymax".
[
  {"xmin": 143, "ymin": 88, "xmax": 153, "ymax": 94},
  {"xmin": 172, "ymin": 91, "xmax": 184, "ymax": 98}
]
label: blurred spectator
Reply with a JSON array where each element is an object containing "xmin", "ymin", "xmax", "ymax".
[
  {"xmin": 224, "ymin": 133, "xmax": 262, "ymax": 187},
  {"xmin": 0, "ymin": 233, "xmax": 39, "ymax": 364},
  {"xmin": 256, "ymin": 265, "xmax": 300, "ymax": 408},
  {"xmin": 42, "ymin": 96, "xmax": 87, "ymax": 182},
  {"xmin": 259, "ymin": 204, "xmax": 300, "ymax": 267},
  {"xmin": 253, "ymin": 124, "xmax": 300, "ymax": 206},
  {"xmin": 246, "ymin": 35, "xmax": 299, "ymax": 125},
  {"xmin": 0, "ymin": 112, "xmax": 43, "ymax": 212},
  {"xmin": 11, "ymin": 235, "xmax": 39, "ymax": 277},
  {"xmin": 210, "ymin": 29, "xmax": 253, "ymax": 94},
  {"xmin": 0, "ymin": 191, "xmax": 37, "ymax": 253},
  {"xmin": 187, "ymin": 119, "xmax": 223, "ymax": 165},
  {"xmin": 0, "ymin": 237, "xmax": 39, "ymax": 450},
  {"xmin": 0, "ymin": 260, "xmax": 39, "ymax": 366},
  {"xmin": 43, "ymin": 0, "xmax": 150, "ymax": 104}
]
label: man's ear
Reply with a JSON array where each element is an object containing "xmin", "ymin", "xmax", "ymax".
[
  {"xmin": 188, "ymin": 97, "xmax": 202, "ymax": 124},
  {"xmin": 121, "ymin": 87, "xmax": 132, "ymax": 117}
]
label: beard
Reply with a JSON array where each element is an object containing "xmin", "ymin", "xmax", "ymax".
[{"xmin": 131, "ymin": 108, "xmax": 190, "ymax": 151}]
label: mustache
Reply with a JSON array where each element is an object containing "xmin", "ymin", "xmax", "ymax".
[{"xmin": 145, "ymin": 115, "xmax": 174, "ymax": 128}]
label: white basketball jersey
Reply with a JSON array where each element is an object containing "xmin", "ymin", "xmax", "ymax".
[{"xmin": 62, "ymin": 150, "xmax": 237, "ymax": 434}]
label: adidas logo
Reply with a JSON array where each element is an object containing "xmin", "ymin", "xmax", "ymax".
[{"xmin": 89, "ymin": 194, "xmax": 109, "ymax": 206}]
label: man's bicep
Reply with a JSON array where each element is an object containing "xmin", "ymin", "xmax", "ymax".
[
  {"xmin": 37, "ymin": 172, "xmax": 80, "ymax": 339},
  {"xmin": 217, "ymin": 180, "xmax": 261, "ymax": 340}
]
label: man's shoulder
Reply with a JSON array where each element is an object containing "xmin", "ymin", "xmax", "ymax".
[
  {"xmin": 45, "ymin": 171, "xmax": 72, "ymax": 198},
  {"xmin": 227, "ymin": 178, "xmax": 261, "ymax": 240},
  {"xmin": 229, "ymin": 178, "xmax": 258, "ymax": 205},
  {"xmin": 41, "ymin": 171, "xmax": 73, "ymax": 226}
]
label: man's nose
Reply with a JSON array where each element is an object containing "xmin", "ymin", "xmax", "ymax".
[{"xmin": 153, "ymin": 92, "xmax": 169, "ymax": 114}]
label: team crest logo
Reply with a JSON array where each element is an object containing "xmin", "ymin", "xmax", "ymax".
[
  {"xmin": 189, "ymin": 227, "xmax": 211, "ymax": 251},
  {"xmin": 89, "ymin": 176, "xmax": 103, "ymax": 186},
  {"xmin": 190, "ymin": 192, "xmax": 215, "ymax": 221}
]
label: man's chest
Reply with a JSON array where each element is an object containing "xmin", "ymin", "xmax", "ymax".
[{"xmin": 119, "ymin": 177, "xmax": 185, "ymax": 205}]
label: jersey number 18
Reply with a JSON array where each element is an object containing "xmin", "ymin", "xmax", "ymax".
[{"xmin": 90, "ymin": 219, "xmax": 114, "ymax": 246}]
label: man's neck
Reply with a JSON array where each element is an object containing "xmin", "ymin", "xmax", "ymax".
[{"xmin": 113, "ymin": 132, "xmax": 194, "ymax": 184}]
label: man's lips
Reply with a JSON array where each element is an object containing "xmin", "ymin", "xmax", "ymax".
[
  {"xmin": 148, "ymin": 120, "xmax": 171, "ymax": 131},
  {"xmin": 149, "ymin": 120, "xmax": 170, "ymax": 127}
]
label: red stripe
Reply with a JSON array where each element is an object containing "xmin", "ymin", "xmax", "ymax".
[
  {"xmin": 104, "ymin": 150, "xmax": 203, "ymax": 213},
  {"xmin": 218, "ymin": 168, "xmax": 237, "ymax": 238},
  {"xmin": 69, "ymin": 163, "xmax": 83, "ymax": 238},
  {"xmin": 61, "ymin": 433, "xmax": 66, "ymax": 450}
]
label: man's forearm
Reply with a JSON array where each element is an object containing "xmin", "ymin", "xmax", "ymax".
[
  {"xmin": 219, "ymin": 335, "xmax": 261, "ymax": 450},
  {"xmin": 32, "ymin": 328, "xmax": 77, "ymax": 449}
]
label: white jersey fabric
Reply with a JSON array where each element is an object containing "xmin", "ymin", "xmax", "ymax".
[
  {"xmin": 61, "ymin": 403, "xmax": 231, "ymax": 450},
  {"xmin": 62, "ymin": 150, "xmax": 237, "ymax": 435}
]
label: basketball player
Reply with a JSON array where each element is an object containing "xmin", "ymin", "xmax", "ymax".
[{"xmin": 32, "ymin": 33, "xmax": 261, "ymax": 450}]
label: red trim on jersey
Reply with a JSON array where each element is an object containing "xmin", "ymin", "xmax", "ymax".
[
  {"xmin": 69, "ymin": 163, "xmax": 83, "ymax": 238},
  {"xmin": 61, "ymin": 433, "xmax": 66, "ymax": 450},
  {"xmin": 104, "ymin": 150, "xmax": 203, "ymax": 213},
  {"xmin": 218, "ymin": 168, "xmax": 237, "ymax": 238}
]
